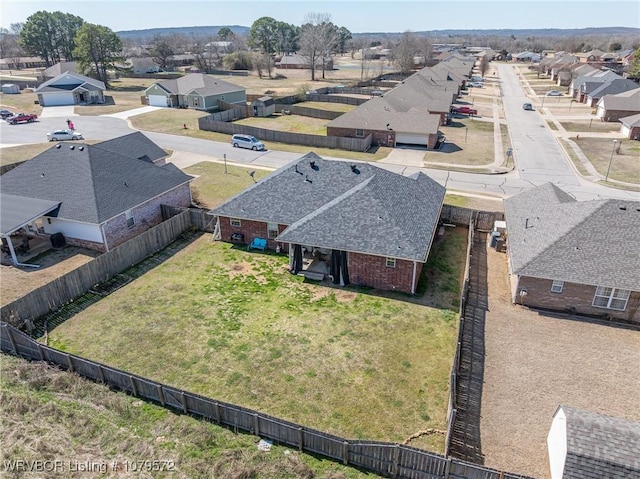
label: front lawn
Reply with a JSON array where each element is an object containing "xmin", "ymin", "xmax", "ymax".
[{"xmin": 48, "ymin": 235, "xmax": 458, "ymax": 452}]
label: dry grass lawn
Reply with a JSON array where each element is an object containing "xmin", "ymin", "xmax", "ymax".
[
  {"xmin": 480, "ymin": 246, "xmax": 640, "ymax": 479},
  {"xmin": 575, "ymin": 137, "xmax": 640, "ymax": 184}
]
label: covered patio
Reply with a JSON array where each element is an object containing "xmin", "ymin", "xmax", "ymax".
[
  {"xmin": 0, "ymin": 193, "xmax": 61, "ymax": 268},
  {"xmin": 287, "ymin": 244, "xmax": 350, "ymax": 285}
]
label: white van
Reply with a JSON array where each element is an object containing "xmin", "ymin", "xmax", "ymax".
[{"xmin": 231, "ymin": 134, "xmax": 265, "ymax": 151}]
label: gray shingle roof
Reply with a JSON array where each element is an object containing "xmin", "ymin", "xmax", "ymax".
[
  {"xmin": 598, "ymin": 89, "xmax": 640, "ymax": 111},
  {"xmin": 556, "ymin": 405, "xmax": 640, "ymax": 479},
  {"xmin": 155, "ymin": 73, "xmax": 244, "ymax": 96},
  {"xmin": 210, "ymin": 153, "xmax": 445, "ymax": 261},
  {"xmin": 0, "ymin": 140, "xmax": 191, "ymax": 225},
  {"xmin": 35, "ymin": 71, "xmax": 105, "ymax": 93},
  {"xmin": 95, "ymin": 132, "xmax": 167, "ymax": 163},
  {"xmin": 504, "ymin": 183, "xmax": 640, "ymax": 291}
]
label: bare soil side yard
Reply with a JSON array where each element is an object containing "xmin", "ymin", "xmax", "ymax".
[{"xmin": 480, "ymin": 246, "xmax": 640, "ymax": 479}]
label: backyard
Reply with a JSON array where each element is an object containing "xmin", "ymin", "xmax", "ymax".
[{"xmin": 46, "ymin": 231, "xmax": 462, "ymax": 452}]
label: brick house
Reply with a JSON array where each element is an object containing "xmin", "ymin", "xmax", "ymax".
[
  {"xmin": 0, "ymin": 132, "xmax": 193, "ymax": 254},
  {"xmin": 209, "ymin": 153, "xmax": 445, "ymax": 294},
  {"xmin": 503, "ymin": 183, "xmax": 640, "ymax": 324}
]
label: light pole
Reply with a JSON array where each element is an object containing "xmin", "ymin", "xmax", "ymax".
[{"xmin": 605, "ymin": 140, "xmax": 618, "ymax": 182}]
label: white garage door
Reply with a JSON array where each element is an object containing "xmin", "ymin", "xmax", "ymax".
[
  {"xmin": 43, "ymin": 93, "xmax": 75, "ymax": 106},
  {"xmin": 148, "ymin": 95, "xmax": 169, "ymax": 107},
  {"xmin": 395, "ymin": 133, "xmax": 428, "ymax": 146}
]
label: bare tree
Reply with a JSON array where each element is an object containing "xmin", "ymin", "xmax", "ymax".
[
  {"xmin": 298, "ymin": 13, "xmax": 337, "ymax": 81},
  {"xmin": 478, "ymin": 55, "xmax": 490, "ymax": 77},
  {"xmin": 393, "ymin": 31, "xmax": 418, "ymax": 74}
]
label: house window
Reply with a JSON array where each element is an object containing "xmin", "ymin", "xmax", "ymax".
[
  {"xmin": 551, "ymin": 280, "xmax": 564, "ymax": 293},
  {"xmin": 385, "ymin": 257, "xmax": 396, "ymax": 268},
  {"xmin": 356, "ymin": 129, "xmax": 364, "ymax": 137},
  {"xmin": 267, "ymin": 222, "xmax": 279, "ymax": 239},
  {"xmin": 230, "ymin": 218, "xmax": 241, "ymax": 227},
  {"xmin": 592, "ymin": 286, "xmax": 630, "ymax": 311},
  {"xmin": 125, "ymin": 209, "xmax": 135, "ymax": 228}
]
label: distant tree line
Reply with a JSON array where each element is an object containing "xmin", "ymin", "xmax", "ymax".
[{"xmin": 1, "ymin": 10, "xmax": 639, "ymax": 83}]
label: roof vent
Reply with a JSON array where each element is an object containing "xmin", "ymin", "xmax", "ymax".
[
  {"xmin": 304, "ymin": 175, "xmax": 312, "ymax": 184},
  {"xmin": 619, "ymin": 205, "xmax": 627, "ymax": 211},
  {"xmin": 79, "ymin": 146, "xmax": 84, "ymax": 151},
  {"xmin": 69, "ymin": 145, "xmax": 75, "ymax": 150},
  {"xmin": 294, "ymin": 164, "xmax": 303, "ymax": 175},
  {"xmin": 309, "ymin": 160, "xmax": 318, "ymax": 170},
  {"xmin": 55, "ymin": 144, "xmax": 61, "ymax": 149},
  {"xmin": 124, "ymin": 182, "xmax": 128, "ymax": 187},
  {"xmin": 350, "ymin": 165, "xmax": 360, "ymax": 174}
]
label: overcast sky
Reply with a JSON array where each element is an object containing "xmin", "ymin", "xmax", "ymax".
[{"xmin": 2, "ymin": 0, "xmax": 638, "ymax": 33}]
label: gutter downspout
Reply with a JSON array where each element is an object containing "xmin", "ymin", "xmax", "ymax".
[
  {"xmin": 411, "ymin": 260, "xmax": 417, "ymax": 294},
  {"xmin": 100, "ymin": 223, "xmax": 109, "ymax": 252},
  {"xmin": 4, "ymin": 238, "xmax": 39, "ymax": 268}
]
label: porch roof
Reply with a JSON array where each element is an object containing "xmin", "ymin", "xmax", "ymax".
[{"xmin": 0, "ymin": 193, "xmax": 60, "ymax": 236}]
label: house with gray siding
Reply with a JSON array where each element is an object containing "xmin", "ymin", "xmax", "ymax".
[
  {"xmin": 0, "ymin": 133, "xmax": 192, "ymax": 254},
  {"xmin": 503, "ymin": 183, "xmax": 640, "ymax": 323},
  {"xmin": 144, "ymin": 73, "xmax": 245, "ymax": 110},
  {"xmin": 209, "ymin": 153, "xmax": 445, "ymax": 294}
]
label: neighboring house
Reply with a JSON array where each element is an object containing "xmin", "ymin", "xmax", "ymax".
[
  {"xmin": 144, "ymin": 73, "xmax": 246, "ymax": 110},
  {"xmin": 595, "ymin": 88, "xmax": 640, "ymax": 122},
  {"xmin": 0, "ymin": 133, "xmax": 192, "ymax": 255},
  {"xmin": 547, "ymin": 405, "xmax": 640, "ymax": 479},
  {"xmin": 127, "ymin": 57, "xmax": 161, "ymax": 74},
  {"xmin": 35, "ymin": 71, "xmax": 106, "ymax": 106},
  {"xmin": 251, "ymin": 96, "xmax": 275, "ymax": 117},
  {"xmin": 1, "ymin": 84, "xmax": 19, "ymax": 94},
  {"xmin": 619, "ymin": 113, "xmax": 640, "ymax": 140},
  {"xmin": 275, "ymin": 53, "xmax": 333, "ymax": 70},
  {"xmin": 503, "ymin": 183, "xmax": 639, "ymax": 323},
  {"xmin": 0, "ymin": 56, "xmax": 47, "ymax": 70},
  {"xmin": 209, "ymin": 153, "xmax": 445, "ymax": 294},
  {"xmin": 586, "ymin": 78, "xmax": 639, "ymax": 108},
  {"xmin": 570, "ymin": 70, "xmax": 620, "ymax": 102},
  {"xmin": 40, "ymin": 61, "xmax": 79, "ymax": 80}
]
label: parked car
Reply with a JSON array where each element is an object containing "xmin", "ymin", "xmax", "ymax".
[
  {"xmin": 0, "ymin": 109, "xmax": 16, "ymax": 119},
  {"xmin": 451, "ymin": 106, "xmax": 478, "ymax": 116},
  {"xmin": 545, "ymin": 90, "xmax": 563, "ymax": 96},
  {"xmin": 6, "ymin": 112, "xmax": 38, "ymax": 124},
  {"xmin": 231, "ymin": 134, "xmax": 265, "ymax": 151},
  {"xmin": 469, "ymin": 82, "xmax": 484, "ymax": 88},
  {"xmin": 523, "ymin": 103, "xmax": 534, "ymax": 111},
  {"xmin": 46, "ymin": 129, "xmax": 84, "ymax": 141}
]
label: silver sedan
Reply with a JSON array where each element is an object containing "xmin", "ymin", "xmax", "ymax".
[{"xmin": 46, "ymin": 129, "xmax": 84, "ymax": 141}]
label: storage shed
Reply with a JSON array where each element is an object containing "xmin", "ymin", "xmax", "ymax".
[
  {"xmin": 1, "ymin": 84, "xmax": 20, "ymax": 94},
  {"xmin": 252, "ymin": 96, "xmax": 275, "ymax": 117}
]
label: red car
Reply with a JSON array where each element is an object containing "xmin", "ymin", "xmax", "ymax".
[
  {"xmin": 6, "ymin": 112, "xmax": 38, "ymax": 124},
  {"xmin": 451, "ymin": 106, "xmax": 478, "ymax": 116}
]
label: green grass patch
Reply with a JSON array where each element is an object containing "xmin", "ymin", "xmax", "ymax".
[
  {"xmin": 559, "ymin": 121, "xmax": 621, "ymax": 133},
  {"xmin": 1, "ymin": 355, "xmax": 369, "ymax": 478},
  {"xmin": 546, "ymin": 120, "xmax": 559, "ymax": 131},
  {"xmin": 48, "ymin": 236, "xmax": 457, "ymax": 450},
  {"xmin": 235, "ymin": 114, "xmax": 328, "ymax": 135}
]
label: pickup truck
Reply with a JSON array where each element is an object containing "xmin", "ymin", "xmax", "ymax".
[
  {"xmin": 450, "ymin": 106, "xmax": 478, "ymax": 116},
  {"xmin": 6, "ymin": 112, "xmax": 38, "ymax": 124}
]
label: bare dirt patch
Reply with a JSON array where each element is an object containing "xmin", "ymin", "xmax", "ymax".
[
  {"xmin": 1, "ymin": 246, "xmax": 100, "ymax": 306},
  {"xmin": 479, "ymin": 246, "xmax": 640, "ymax": 478}
]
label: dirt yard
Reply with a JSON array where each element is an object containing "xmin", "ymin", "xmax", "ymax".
[
  {"xmin": 480, "ymin": 246, "xmax": 640, "ymax": 478},
  {"xmin": 0, "ymin": 247, "xmax": 99, "ymax": 306}
]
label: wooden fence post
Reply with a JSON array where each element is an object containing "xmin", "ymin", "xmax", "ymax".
[
  {"xmin": 6, "ymin": 326, "xmax": 18, "ymax": 355},
  {"xmin": 157, "ymin": 385, "xmax": 166, "ymax": 406},
  {"xmin": 298, "ymin": 427, "xmax": 304, "ymax": 451},
  {"xmin": 444, "ymin": 456, "xmax": 451, "ymax": 479},
  {"xmin": 392, "ymin": 444, "xmax": 400, "ymax": 478},
  {"xmin": 253, "ymin": 413, "xmax": 260, "ymax": 436},
  {"xmin": 342, "ymin": 441, "xmax": 349, "ymax": 465},
  {"xmin": 66, "ymin": 354, "xmax": 74, "ymax": 372},
  {"xmin": 129, "ymin": 375, "xmax": 138, "ymax": 396},
  {"xmin": 214, "ymin": 402, "xmax": 221, "ymax": 424},
  {"xmin": 36, "ymin": 342, "xmax": 45, "ymax": 361},
  {"xmin": 96, "ymin": 365, "xmax": 105, "ymax": 384},
  {"xmin": 180, "ymin": 392, "xmax": 188, "ymax": 414}
]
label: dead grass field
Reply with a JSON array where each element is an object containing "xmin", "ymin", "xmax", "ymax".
[
  {"xmin": 235, "ymin": 113, "xmax": 328, "ymax": 134},
  {"xmin": 575, "ymin": 137, "xmax": 640, "ymax": 184},
  {"xmin": 480, "ymin": 246, "xmax": 640, "ymax": 479}
]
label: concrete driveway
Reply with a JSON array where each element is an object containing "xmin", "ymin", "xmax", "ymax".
[{"xmin": 38, "ymin": 106, "xmax": 77, "ymax": 118}]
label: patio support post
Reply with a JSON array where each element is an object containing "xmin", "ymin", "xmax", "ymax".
[{"xmin": 411, "ymin": 261, "xmax": 418, "ymax": 294}]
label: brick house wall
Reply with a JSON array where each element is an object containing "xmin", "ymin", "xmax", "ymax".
[
  {"xmin": 513, "ymin": 276, "xmax": 640, "ymax": 323},
  {"xmin": 218, "ymin": 217, "xmax": 289, "ymax": 252},
  {"xmin": 327, "ymin": 126, "xmax": 396, "ymax": 147},
  {"xmin": 104, "ymin": 183, "xmax": 192, "ymax": 250},
  {"xmin": 348, "ymin": 252, "xmax": 422, "ymax": 294}
]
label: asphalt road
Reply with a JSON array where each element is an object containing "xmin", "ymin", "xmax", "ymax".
[{"xmin": 1, "ymin": 71, "xmax": 638, "ymax": 202}]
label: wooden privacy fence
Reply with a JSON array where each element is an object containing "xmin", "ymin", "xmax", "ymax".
[
  {"xmin": 445, "ymin": 220, "xmax": 475, "ymax": 456},
  {"xmin": 0, "ymin": 322, "xmax": 532, "ymax": 479},
  {"xmin": 440, "ymin": 206, "xmax": 504, "ymax": 232},
  {"xmin": 0, "ymin": 210, "xmax": 193, "ymax": 328},
  {"xmin": 198, "ymin": 117, "xmax": 373, "ymax": 152},
  {"xmin": 305, "ymin": 93, "xmax": 368, "ymax": 106},
  {"xmin": 274, "ymin": 104, "xmax": 343, "ymax": 120}
]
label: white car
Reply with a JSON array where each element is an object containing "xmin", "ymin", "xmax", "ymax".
[
  {"xmin": 545, "ymin": 90, "xmax": 563, "ymax": 96},
  {"xmin": 47, "ymin": 129, "xmax": 84, "ymax": 141},
  {"xmin": 469, "ymin": 82, "xmax": 484, "ymax": 88}
]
